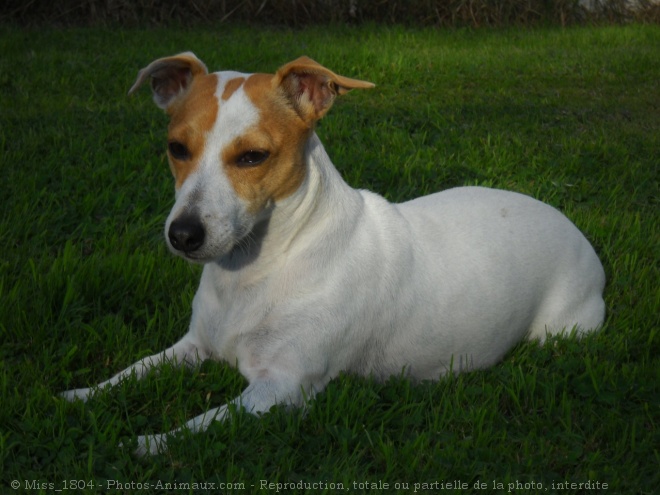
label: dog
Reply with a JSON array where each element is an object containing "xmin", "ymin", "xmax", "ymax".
[{"xmin": 61, "ymin": 53, "xmax": 606, "ymax": 455}]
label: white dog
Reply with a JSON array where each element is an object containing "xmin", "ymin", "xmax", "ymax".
[{"xmin": 62, "ymin": 53, "xmax": 605, "ymax": 455}]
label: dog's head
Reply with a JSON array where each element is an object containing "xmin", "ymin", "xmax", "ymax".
[{"xmin": 129, "ymin": 52, "xmax": 374, "ymax": 263}]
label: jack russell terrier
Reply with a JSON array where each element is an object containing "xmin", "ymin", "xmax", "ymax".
[{"xmin": 62, "ymin": 53, "xmax": 606, "ymax": 455}]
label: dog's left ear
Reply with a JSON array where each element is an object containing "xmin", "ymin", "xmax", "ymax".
[
  {"xmin": 128, "ymin": 52, "xmax": 208, "ymax": 110},
  {"xmin": 275, "ymin": 56, "xmax": 375, "ymax": 123}
]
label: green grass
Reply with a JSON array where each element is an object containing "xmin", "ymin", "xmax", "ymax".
[{"xmin": 1, "ymin": 24, "xmax": 658, "ymax": 494}]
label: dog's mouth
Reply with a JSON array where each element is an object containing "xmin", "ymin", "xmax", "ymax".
[
  {"xmin": 176, "ymin": 250, "xmax": 210, "ymax": 263},
  {"xmin": 169, "ymin": 236, "xmax": 237, "ymax": 265},
  {"xmin": 166, "ymin": 220, "xmax": 266, "ymax": 267},
  {"xmin": 166, "ymin": 205, "xmax": 272, "ymax": 266}
]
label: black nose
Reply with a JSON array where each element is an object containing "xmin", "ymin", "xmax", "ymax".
[{"xmin": 168, "ymin": 215, "xmax": 205, "ymax": 253}]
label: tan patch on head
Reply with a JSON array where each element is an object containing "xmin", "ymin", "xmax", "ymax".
[
  {"xmin": 166, "ymin": 73, "xmax": 219, "ymax": 189},
  {"xmin": 222, "ymin": 77, "xmax": 245, "ymax": 101},
  {"xmin": 221, "ymin": 73, "xmax": 310, "ymax": 213}
]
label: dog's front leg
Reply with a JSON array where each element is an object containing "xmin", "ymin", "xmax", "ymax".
[
  {"xmin": 134, "ymin": 374, "xmax": 310, "ymax": 456},
  {"xmin": 60, "ymin": 336, "xmax": 206, "ymax": 402}
]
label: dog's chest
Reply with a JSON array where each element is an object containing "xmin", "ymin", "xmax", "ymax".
[{"xmin": 191, "ymin": 264, "xmax": 276, "ymax": 362}]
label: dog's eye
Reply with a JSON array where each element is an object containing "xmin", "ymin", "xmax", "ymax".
[
  {"xmin": 168, "ymin": 141, "xmax": 191, "ymax": 160},
  {"xmin": 236, "ymin": 150, "xmax": 269, "ymax": 167}
]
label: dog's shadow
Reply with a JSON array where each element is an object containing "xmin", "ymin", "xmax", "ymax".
[{"xmin": 218, "ymin": 214, "xmax": 271, "ymax": 271}]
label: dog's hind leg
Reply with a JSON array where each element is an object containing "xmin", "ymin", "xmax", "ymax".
[{"xmin": 60, "ymin": 335, "xmax": 207, "ymax": 402}]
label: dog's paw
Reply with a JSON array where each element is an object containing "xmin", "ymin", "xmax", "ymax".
[{"xmin": 59, "ymin": 387, "xmax": 92, "ymax": 402}]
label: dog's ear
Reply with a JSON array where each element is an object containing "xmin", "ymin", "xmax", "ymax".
[
  {"xmin": 275, "ymin": 56, "xmax": 375, "ymax": 123},
  {"xmin": 128, "ymin": 52, "xmax": 208, "ymax": 110}
]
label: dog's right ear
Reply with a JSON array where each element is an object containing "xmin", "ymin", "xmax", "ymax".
[{"xmin": 128, "ymin": 52, "xmax": 208, "ymax": 110}]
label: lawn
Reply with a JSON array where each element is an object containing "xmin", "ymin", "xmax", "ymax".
[{"xmin": 1, "ymin": 24, "xmax": 658, "ymax": 494}]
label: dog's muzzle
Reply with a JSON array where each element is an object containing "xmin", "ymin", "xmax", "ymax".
[{"xmin": 168, "ymin": 215, "xmax": 205, "ymax": 254}]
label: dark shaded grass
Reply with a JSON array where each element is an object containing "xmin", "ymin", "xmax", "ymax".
[{"xmin": 2, "ymin": 0, "xmax": 659, "ymax": 27}]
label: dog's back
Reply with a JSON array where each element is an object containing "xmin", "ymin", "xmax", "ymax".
[{"xmin": 289, "ymin": 177, "xmax": 605, "ymax": 381}]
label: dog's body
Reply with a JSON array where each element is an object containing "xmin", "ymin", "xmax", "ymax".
[{"xmin": 62, "ymin": 54, "xmax": 605, "ymax": 455}]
